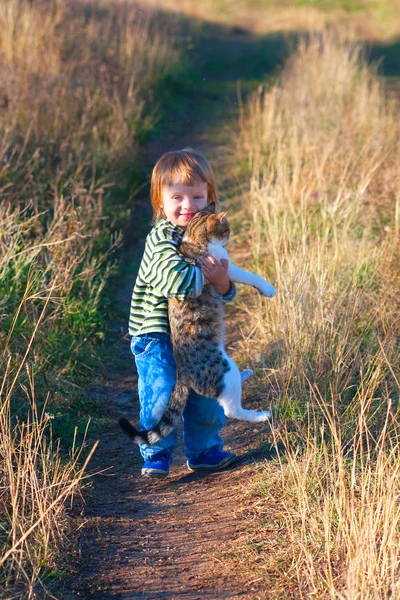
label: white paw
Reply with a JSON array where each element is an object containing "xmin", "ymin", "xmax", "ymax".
[
  {"xmin": 256, "ymin": 410, "xmax": 271, "ymax": 422},
  {"xmin": 240, "ymin": 369, "xmax": 254, "ymax": 383},
  {"xmin": 253, "ymin": 277, "xmax": 276, "ymax": 297}
]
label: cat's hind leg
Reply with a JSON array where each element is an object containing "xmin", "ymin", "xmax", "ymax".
[{"xmin": 218, "ymin": 355, "xmax": 270, "ymax": 422}]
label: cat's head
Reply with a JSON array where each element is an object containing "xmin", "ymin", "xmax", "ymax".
[{"xmin": 183, "ymin": 202, "xmax": 230, "ymax": 246}]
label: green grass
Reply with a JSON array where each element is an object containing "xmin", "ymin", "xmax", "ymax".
[{"xmin": 212, "ymin": 0, "xmax": 379, "ymax": 12}]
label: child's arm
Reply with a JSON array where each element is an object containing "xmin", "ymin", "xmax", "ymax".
[{"xmin": 143, "ymin": 238, "xmax": 204, "ymax": 300}]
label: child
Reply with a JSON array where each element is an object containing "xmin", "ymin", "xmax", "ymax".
[{"xmin": 129, "ymin": 148, "xmax": 237, "ymax": 477}]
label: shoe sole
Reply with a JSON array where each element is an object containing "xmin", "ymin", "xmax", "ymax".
[
  {"xmin": 186, "ymin": 454, "xmax": 237, "ymax": 472},
  {"xmin": 141, "ymin": 469, "xmax": 170, "ymax": 477}
]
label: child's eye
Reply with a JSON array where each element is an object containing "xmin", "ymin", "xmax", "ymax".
[{"xmin": 194, "ymin": 196, "xmax": 204, "ymax": 199}]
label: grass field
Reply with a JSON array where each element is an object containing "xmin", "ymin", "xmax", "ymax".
[{"xmin": 0, "ymin": 0, "xmax": 399, "ymax": 597}]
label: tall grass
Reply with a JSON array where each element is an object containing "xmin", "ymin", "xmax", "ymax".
[
  {"xmin": 0, "ymin": 0, "xmax": 180, "ymax": 210},
  {"xmin": 0, "ymin": 213, "xmax": 102, "ymax": 596},
  {"xmin": 234, "ymin": 29, "xmax": 400, "ymax": 597},
  {"xmin": 0, "ymin": 0, "xmax": 181, "ymax": 595},
  {"xmin": 0, "ymin": 374, "xmax": 97, "ymax": 598}
]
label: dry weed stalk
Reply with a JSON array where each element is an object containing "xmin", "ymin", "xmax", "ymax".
[
  {"xmin": 236, "ymin": 29, "xmax": 400, "ymax": 597},
  {"xmin": 0, "ymin": 323, "xmax": 98, "ymax": 598},
  {"xmin": 277, "ymin": 352, "xmax": 400, "ymax": 598}
]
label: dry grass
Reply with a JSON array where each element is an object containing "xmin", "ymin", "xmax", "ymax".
[
  {"xmin": 0, "ymin": 0, "xmax": 181, "ymax": 596},
  {"xmin": 0, "ymin": 374, "xmax": 97, "ymax": 598},
  {"xmin": 0, "ymin": 0, "xmax": 180, "ymax": 210},
  {"xmin": 0, "ymin": 213, "xmax": 101, "ymax": 596},
  {"xmin": 236, "ymin": 30, "xmax": 399, "ymax": 415},
  {"xmin": 1, "ymin": 0, "xmax": 399, "ymax": 596},
  {"xmin": 231, "ymin": 29, "xmax": 400, "ymax": 598}
]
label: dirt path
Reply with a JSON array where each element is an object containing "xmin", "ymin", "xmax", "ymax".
[
  {"xmin": 71, "ymin": 363, "xmax": 273, "ymax": 599},
  {"xmin": 68, "ymin": 18, "xmax": 283, "ymax": 600}
]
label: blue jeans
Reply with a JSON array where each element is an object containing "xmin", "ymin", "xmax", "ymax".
[{"xmin": 131, "ymin": 333, "xmax": 225, "ymax": 461}]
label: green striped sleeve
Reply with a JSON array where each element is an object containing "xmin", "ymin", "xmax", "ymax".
[
  {"xmin": 143, "ymin": 241, "xmax": 202, "ymax": 300},
  {"xmin": 128, "ymin": 219, "xmax": 206, "ymax": 336}
]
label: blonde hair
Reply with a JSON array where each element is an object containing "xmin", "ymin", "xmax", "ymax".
[{"xmin": 150, "ymin": 148, "xmax": 219, "ymax": 221}]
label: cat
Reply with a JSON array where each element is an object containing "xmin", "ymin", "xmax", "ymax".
[{"xmin": 119, "ymin": 204, "xmax": 275, "ymax": 445}]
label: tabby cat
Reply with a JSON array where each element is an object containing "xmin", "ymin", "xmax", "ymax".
[{"xmin": 119, "ymin": 204, "xmax": 275, "ymax": 445}]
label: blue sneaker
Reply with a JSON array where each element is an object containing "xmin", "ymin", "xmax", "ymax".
[
  {"xmin": 141, "ymin": 450, "xmax": 172, "ymax": 477},
  {"xmin": 187, "ymin": 446, "xmax": 236, "ymax": 472}
]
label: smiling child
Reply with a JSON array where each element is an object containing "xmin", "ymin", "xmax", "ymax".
[{"xmin": 128, "ymin": 148, "xmax": 237, "ymax": 476}]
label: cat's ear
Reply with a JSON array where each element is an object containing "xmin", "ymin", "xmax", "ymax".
[
  {"xmin": 218, "ymin": 210, "xmax": 229, "ymax": 222},
  {"xmin": 204, "ymin": 201, "xmax": 216, "ymax": 214}
]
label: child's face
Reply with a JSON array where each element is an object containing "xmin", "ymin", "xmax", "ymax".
[{"xmin": 161, "ymin": 180, "xmax": 208, "ymax": 228}]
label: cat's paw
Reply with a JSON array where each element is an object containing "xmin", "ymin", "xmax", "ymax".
[
  {"xmin": 256, "ymin": 410, "xmax": 271, "ymax": 422},
  {"xmin": 240, "ymin": 369, "xmax": 254, "ymax": 383},
  {"xmin": 253, "ymin": 278, "xmax": 276, "ymax": 297}
]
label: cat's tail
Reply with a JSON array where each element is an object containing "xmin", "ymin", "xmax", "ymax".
[{"xmin": 119, "ymin": 382, "xmax": 189, "ymax": 445}]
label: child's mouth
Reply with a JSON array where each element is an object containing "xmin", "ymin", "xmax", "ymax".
[{"xmin": 181, "ymin": 212, "xmax": 196, "ymax": 219}]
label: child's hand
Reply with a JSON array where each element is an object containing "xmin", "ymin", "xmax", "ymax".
[{"xmin": 201, "ymin": 255, "xmax": 230, "ymax": 295}]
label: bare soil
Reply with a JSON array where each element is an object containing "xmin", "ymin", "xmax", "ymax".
[{"xmin": 70, "ymin": 353, "xmax": 274, "ymax": 599}]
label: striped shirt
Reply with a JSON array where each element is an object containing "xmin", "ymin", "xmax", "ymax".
[{"xmin": 129, "ymin": 219, "xmax": 236, "ymax": 336}]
